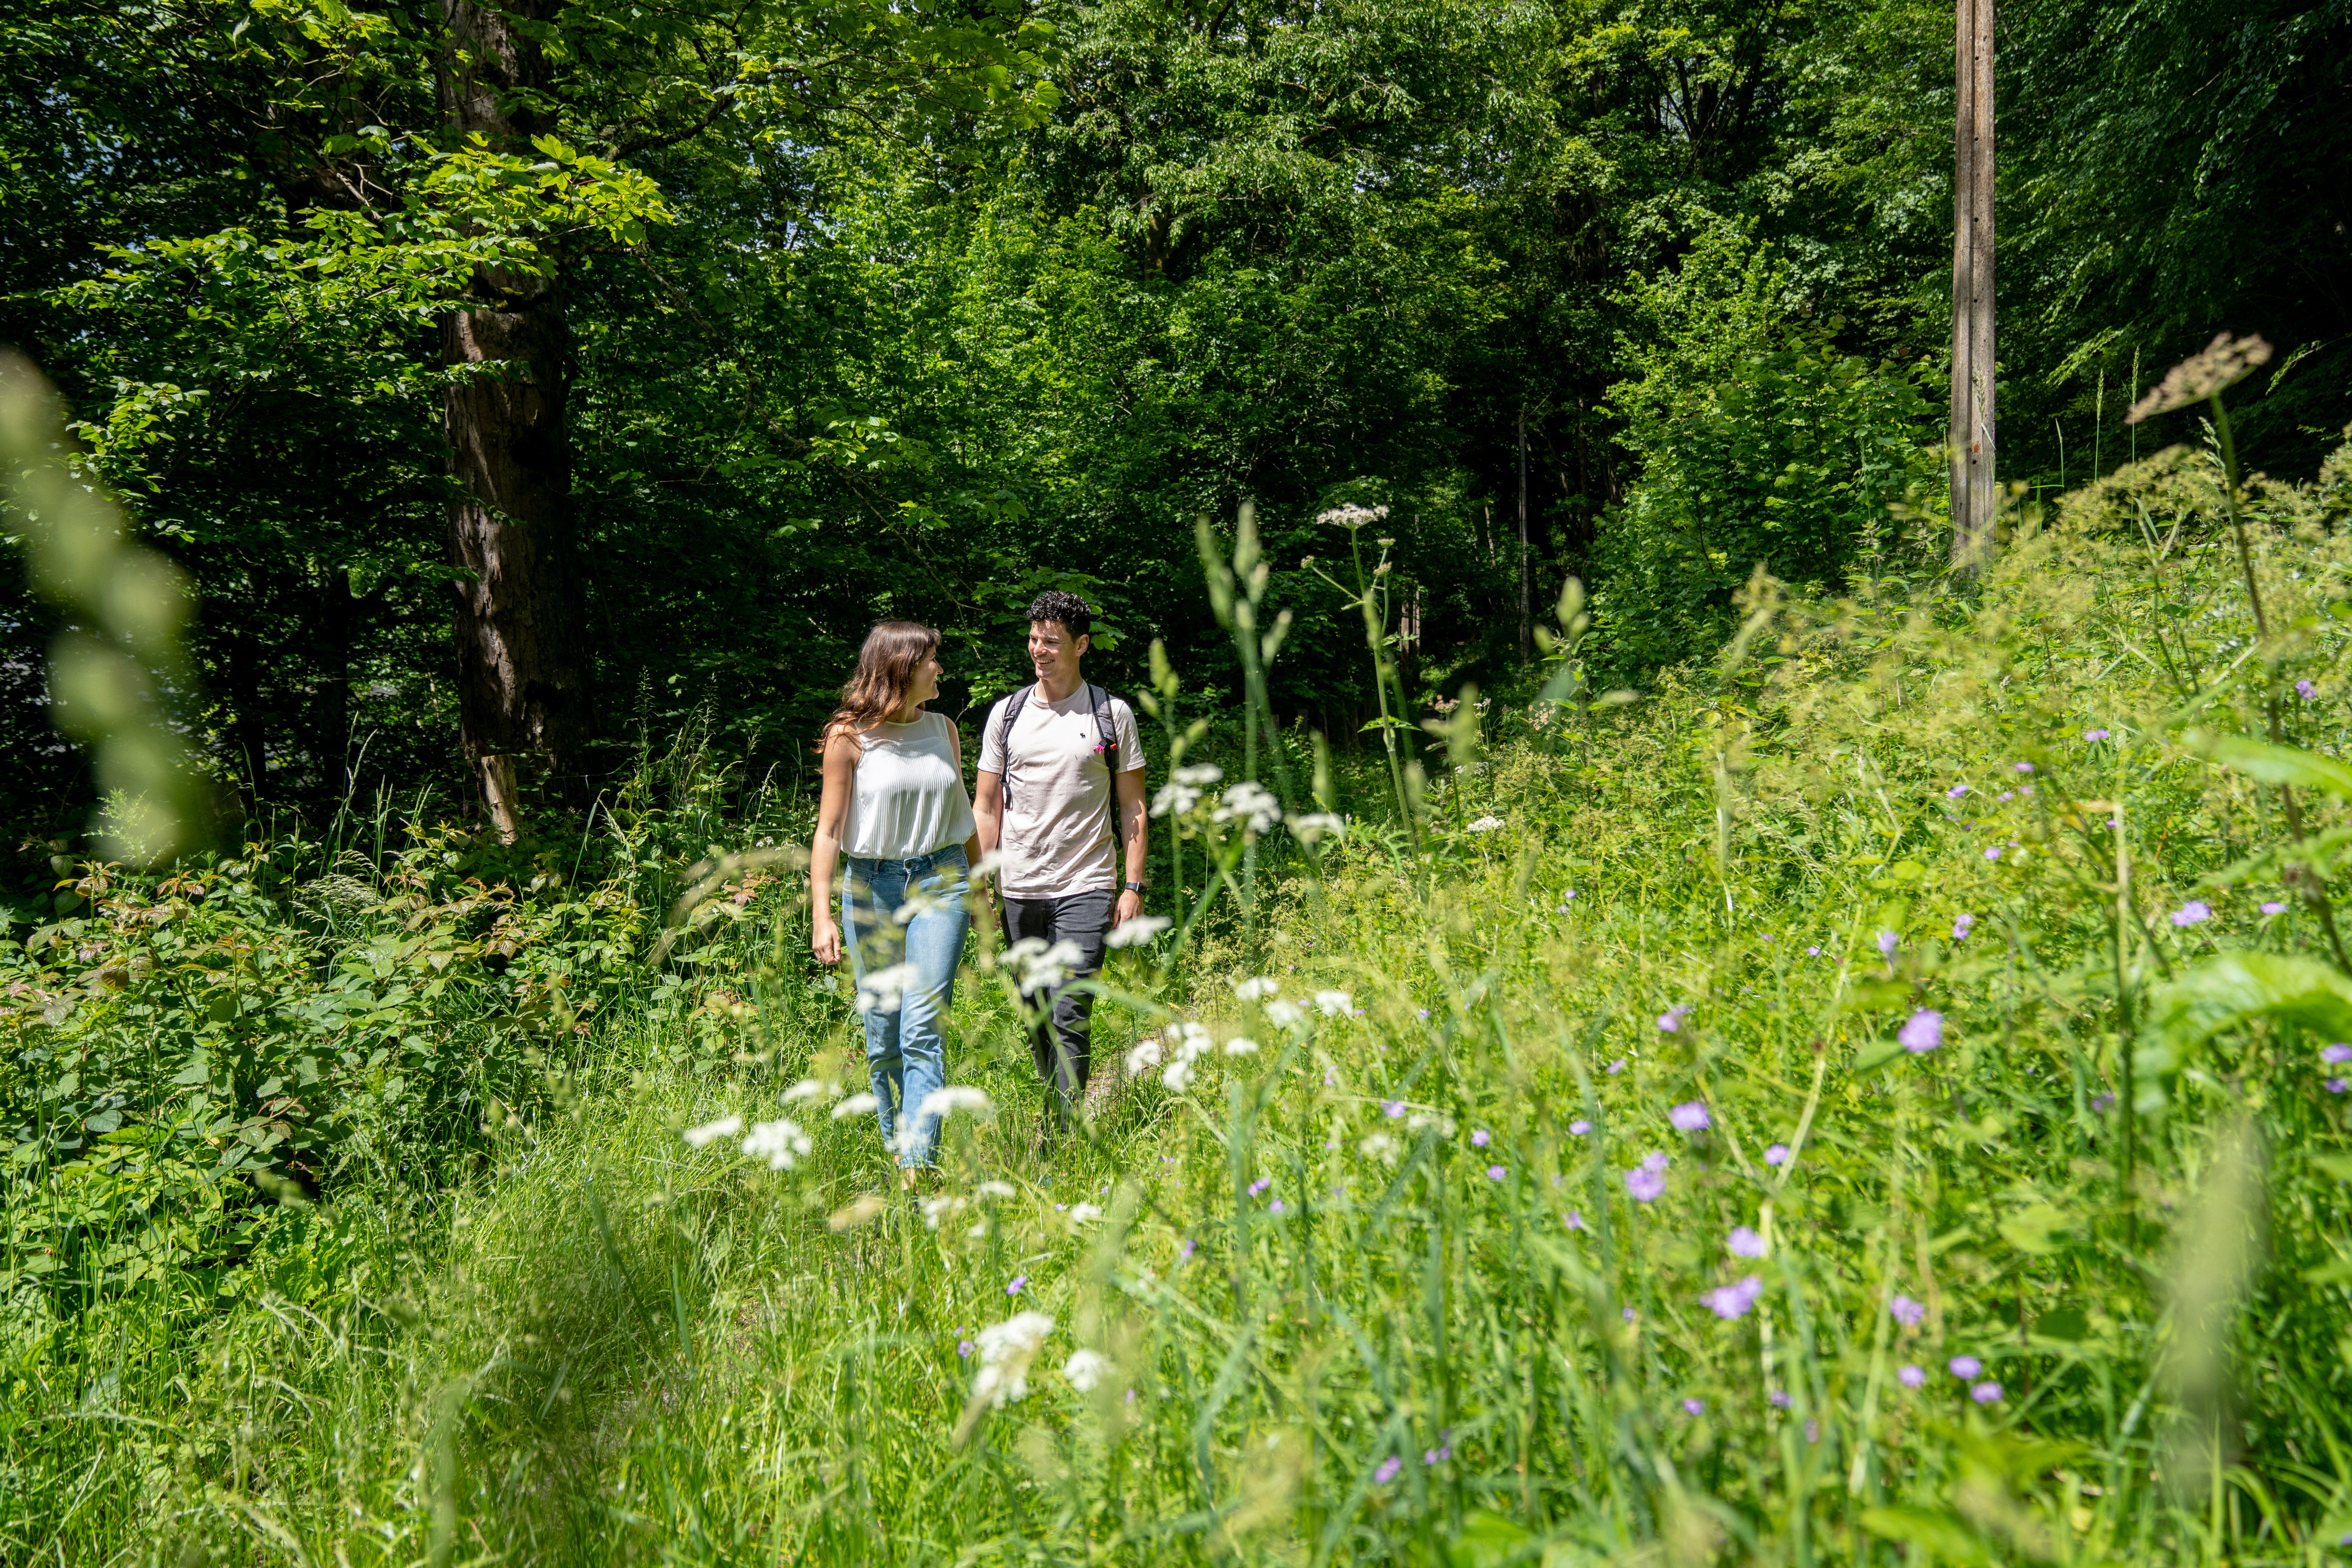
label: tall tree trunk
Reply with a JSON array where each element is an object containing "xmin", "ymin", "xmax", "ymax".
[
  {"xmin": 438, "ymin": 0, "xmax": 591, "ymax": 839},
  {"xmin": 311, "ymin": 566, "xmax": 355, "ymax": 807},
  {"xmin": 1948, "ymin": 0, "xmax": 1997, "ymax": 572}
]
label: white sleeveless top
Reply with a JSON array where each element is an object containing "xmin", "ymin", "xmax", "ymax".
[{"xmin": 841, "ymin": 712, "xmax": 976, "ymax": 859}]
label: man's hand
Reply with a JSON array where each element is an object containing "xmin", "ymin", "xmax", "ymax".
[
  {"xmin": 812, "ymin": 917, "xmax": 843, "ymax": 966},
  {"xmin": 1114, "ymin": 888, "xmax": 1142, "ymax": 928}
]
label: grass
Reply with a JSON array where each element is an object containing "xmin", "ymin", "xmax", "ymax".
[{"xmin": 11, "ymin": 429, "xmax": 2352, "ymax": 1565}]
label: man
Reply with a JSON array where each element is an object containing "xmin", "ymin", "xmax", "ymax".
[{"xmin": 974, "ymin": 590, "xmax": 1148, "ymax": 1142}]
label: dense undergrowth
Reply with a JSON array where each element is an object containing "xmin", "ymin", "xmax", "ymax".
[{"xmin": 11, "ymin": 430, "xmax": 2352, "ymax": 1564}]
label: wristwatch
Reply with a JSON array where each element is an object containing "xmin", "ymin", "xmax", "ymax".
[{"xmin": 1124, "ymin": 880, "xmax": 1149, "ymax": 893}]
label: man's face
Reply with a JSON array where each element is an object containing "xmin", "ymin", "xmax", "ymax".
[{"xmin": 1027, "ymin": 619, "xmax": 1088, "ymax": 683}]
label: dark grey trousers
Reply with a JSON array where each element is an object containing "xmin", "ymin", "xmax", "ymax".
[{"xmin": 1001, "ymin": 889, "xmax": 1113, "ymax": 1132}]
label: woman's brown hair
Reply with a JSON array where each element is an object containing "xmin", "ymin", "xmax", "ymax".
[{"xmin": 821, "ymin": 620, "xmax": 941, "ymax": 745}]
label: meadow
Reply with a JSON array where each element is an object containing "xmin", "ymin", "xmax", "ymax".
[{"xmin": 10, "ymin": 421, "xmax": 2352, "ymax": 1565}]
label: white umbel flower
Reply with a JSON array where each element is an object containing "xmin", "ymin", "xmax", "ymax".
[
  {"xmin": 973, "ymin": 1312, "xmax": 1056, "ymax": 1407},
  {"xmin": 916, "ymin": 1085, "xmax": 996, "ymax": 1122},
  {"xmin": 1107, "ymin": 914, "xmax": 1172, "ymax": 948},
  {"xmin": 1062, "ymin": 1348, "xmax": 1112, "ymax": 1392},
  {"xmin": 831, "ymin": 1092, "xmax": 880, "ymax": 1120},
  {"xmin": 741, "ymin": 1118, "xmax": 811, "ymax": 1169},
  {"xmin": 682, "ymin": 1115, "xmax": 742, "ymax": 1149}
]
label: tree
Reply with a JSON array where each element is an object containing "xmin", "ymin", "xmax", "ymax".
[{"xmin": 1948, "ymin": 0, "xmax": 1994, "ymax": 570}]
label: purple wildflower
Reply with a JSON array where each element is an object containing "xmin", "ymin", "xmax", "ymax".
[
  {"xmin": 1877, "ymin": 930, "xmax": 1899, "ymax": 959},
  {"xmin": 1670, "ymin": 1101, "xmax": 1711, "ymax": 1132},
  {"xmin": 1656, "ymin": 1004, "xmax": 1691, "ymax": 1033},
  {"xmin": 1952, "ymin": 913, "xmax": 1975, "ymax": 941},
  {"xmin": 1569, "ymin": 1118, "xmax": 1592, "ymax": 1135},
  {"xmin": 1890, "ymin": 1294, "xmax": 1926, "ymax": 1327},
  {"xmin": 1270, "ymin": 1199, "xmax": 1285, "ymax": 1213},
  {"xmin": 1382, "ymin": 1099, "xmax": 1404, "ymax": 1118},
  {"xmin": 1179, "ymin": 1239, "xmax": 1196, "ymax": 1261},
  {"xmin": 1007, "ymin": 1274, "xmax": 1027, "ymax": 1295},
  {"xmin": 1770, "ymin": 1389, "xmax": 1791, "ymax": 1408},
  {"xmin": 1487, "ymin": 1164, "xmax": 1507, "ymax": 1181},
  {"xmin": 1607, "ymin": 1058, "xmax": 1628, "ymax": 1075},
  {"xmin": 1985, "ymin": 846, "xmax": 2003, "ymax": 861},
  {"xmin": 1641, "ymin": 1151, "xmax": 1670, "ymax": 1173},
  {"xmin": 2324, "ymin": 1044, "xmax": 2352, "ymax": 1065},
  {"xmin": 1899, "ymin": 1009, "xmax": 1944, "ymax": 1054},
  {"xmin": 1373, "ymin": 1456, "xmax": 1401, "ymax": 1484},
  {"xmin": 2172, "ymin": 900, "xmax": 2212, "ymax": 926},
  {"xmin": 2329, "ymin": 1079, "xmax": 2349, "ymax": 1094},
  {"xmin": 1247, "ymin": 1178, "xmax": 1269, "ymax": 1197},
  {"xmin": 1683, "ymin": 1398, "xmax": 1706, "ymax": 1416},
  {"xmin": 1626, "ymin": 1166, "xmax": 1666, "ymax": 1202},
  {"xmin": 1703, "ymin": 1274, "xmax": 1766, "ymax": 1319},
  {"xmin": 1898, "ymin": 1365, "xmax": 1926, "ymax": 1388},
  {"xmin": 2015, "ymin": 761, "xmax": 2034, "ymax": 774},
  {"xmin": 2084, "ymin": 728, "xmax": 2110, "ymax": 741},
  {"xmin": 1946, "ymin": 784, "xmax": 1969, "ymax": 799},
  {"xmin": 1806, "ymin": 945, "xmax": 1821, "ymax": 956},
  {"xmin": 1949, "ymin": 1355, "xmax": 1982, "ymax": 1379},
  {"xmin": 1728, "ymin": 1225, "xmax": 1766, "ymax": 1258},
  {"xmin": 2299, "ymin": 680, "xmax": 2318, "ymax": 700},
  {"xmin": 958, "ymin": 1340, "xmax": 974, "ymax": 1357},
  {"xmin": 2264, "ymin": 900, "xmax": 2289, "ymax": 915},
  {"xmin": 2091, "ymin": 1092, "xmax": 2116, "ymax": 1113},
  {"xmin": 1764, "ymin": 1142, "xmax": 1790, "ymax": 1165},
  {"xmin": 1566, "ymin": 1210, "xmax": 1585, "ymax": 1230},
  {"xmin": 1471, "ymin": 1128, "xmax": 1490, "ymax": 1147},
  {"xmin": 1998, "ymin": 791, "xmax": 2015, "ymax": 802},
  {"xmin": 1971, "ymin": 1381, "xmax": 2004, "ymax": 1404}
]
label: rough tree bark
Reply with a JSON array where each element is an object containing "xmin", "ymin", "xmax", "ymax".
[
  {"xmin": 438, "ymin": 0, "xmax": 592, "ymax": 838},
  {"xmin": 1948, "ymin": 0, "xmax": 1997, "ymax": 572}
]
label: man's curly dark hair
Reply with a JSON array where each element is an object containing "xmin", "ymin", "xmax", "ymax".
[{"xmin": 1026, "ymin": 590, "xmax": 1092, "ymax": 642}]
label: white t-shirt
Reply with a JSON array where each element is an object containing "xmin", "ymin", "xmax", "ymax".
[
  {"xmin": 841, "ymin": 712, "xmax": 976, "ymax": 859},
  {"xmin": 977, "ymin": 684, "xmax": 1144, "ymax": 899}
]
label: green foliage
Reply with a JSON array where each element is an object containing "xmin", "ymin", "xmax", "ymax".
[{"xmin": 1591, "ymin": 226, "xmax": 1941, "ymax": 675}]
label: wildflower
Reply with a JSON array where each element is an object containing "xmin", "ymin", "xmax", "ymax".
[
  {"xmin": 1106, "ymin": 914, "xmax": 1172, "ymax": 948},
  {"xmin": 1971, "ymin": 1381, "xmax": 2004, "ymax": 1404},
  {"xmin": 1126, "ymin": 1038, "xmax": 1165, "ymax": 1076},
  {"xmin": 2015, "ymin": 762, "xmax": 2034, "ymax": 774},
  {"xmin": 1382, "ymin": 1099, "xmax": 1405, "ymax": 1118},
  {"xmin": 1569, "ymin": 1119, "xmax": 1593, "ymax": 1135},
  {"xmin": 1358, "ymin": 1132, "xmax": 1401, "ymax": 1162},
  {"xmin": 1179, "ymin": 1239, "xmax": 1196, "ymax": 1260},
  {"xmin": 1466, "ymin": 815, "xmax": 1505, "ymax": 833},
  {"xmin": 1984, "ymin": 846, "xmax": 2002, "ymax": 861},
  {"xmin": 1063, "ymin": 1348, "xmax": 1110, "ymax": 1392},
  {"xmin": 854, "ymin": 961, "xmax": 922, "ymax": 1013},
  {"xmin": 1607, "ymin": 1058, "xmax": 1628, "ymax": 1074},
  {"xmin": 1682, "ymin": 1398, "xmax": 1706, "ymax": 1416},
  {"xmin": 2329, "ymin": 1079, "xmax": 2348, "ymax": 1094},
  {"xmin": 1162, "ymin": 1058, "xmax": 1196, "ymax": 1091},
  {"xmin": 917, "ymin": 1086, "xmax": 995, "ymax": 1123},
  {"xmin": 1656, "ymin": 1003, "xmax": 1691, "ymax": 1032},
  {"xmin": 1266, "ymin": 999, "xmax": 1306, "ymax": 1029},
  {"xmin": 1247, "ymin": 1177, "xmax": 1270, "ymax": 1197},
  {"xmin": 1952, "ymin": 913, "xmax": 1975, "ymax": 941},
  {"xmin": 1313, "ymin": 989, "xmax": 1354, "ymax": 1016},
  {"xmin": 1212, "ymin": 782, "xmax": 1282, "ymax": 834},
  {"xmin": 958, "ymin": 1340, "xmax": 974, "ymax": 1357},
  {"xmin": 1286, "ymin": 812, "xmax": 1346, "ymax": 844},
  {"xmin": 1703, "ymin": 1275, "xmax": 1765, "ymax": 1319},
  {"xmin": 2263, "ymin": 901, "xmax": 2289, "ymax": 915},
  {"xmin": 683, "ymin": 1115, "xmax": 743, "ymax": 1149},
  {"xmin": 1899, "ymin": 1010, "xmax": 1944, "ymax": 1054},
  {"xmin": 1417, "ymin": 1007, "xmax": 1432, "ymax": 1019},
  {"xmin": 1670, "ymin": 1101, "xmax": 1711, "ymax": 1132},
  {"xmin": 1877, "ymin": 930, "xmax": 1899, "ymax": 959},
  {"xmin": 1626, "ymin": 1165, "xmax": 1667, "ymax": 1202},
  {"xmin": 971, "ymin": 1311, "xmax": 1055, "ymax": 1407},
  {"xmin": 2325, "ymin": 1045, "xmax": 2352, "ymax": 1065},
  {"xmin": 741, "ymin": 1118, "xmax": 811, "ymax": 1170},
  {"xmin": 1002, "ymin": 938, "xmax": 1085, "ymax": 996},
  {"xmin": 1486, "ymin": 1164, "xmax": 1507, "ymax": 1181},
  {"xmin": 1007, "ymin": 1274, "xmax": 1027, "ymax": 1295},
  {"xmin": 1890, "ymin": 1294, "xmax": 1925, "ymax": 1327},
  {"xmin": 1471, "ymin": 1128, "xmax": 1490, "ymax": 1147},
  {"xmin": 1641, "ymin": 1152, "xmax": 1668, "ymax": 1173},
  {"xmin": 1765, "ymin": 1143, "xmax": 1790, "ymax": 1165},
  {"xmin": 1373, "ymin": 1456, "xmax": 1402, "ymax": 1484},
  {"xmin": 1997, "ymin": 790, "xmax": 2014, "ymax": 803},
  {"xmin": 1805, "ymin": 945, "xmax": 1821, "ymax": 956},
  {"xmin": 1563, "ymin": 889, "xmax": 1578, "ymax": 900},
  {"xmin": 781, "ymin": 1078, "xmax": 839, "ymax": 1105},
  {"xmin": 1222, "ymin": 1036, "xmax": 1258, "ymax": 1056},
  {"xmin": 1269, "ymin": 1199, "xmax": 1285, "ymax": 1213},
  {"xmin": 1070, "ymin": 1203, "xmax": 1102, "ymax": 1224},
  {"xmin": 1898, "ymin": 1365, "xmax": 1926, "ymax": 1388},
  {"xmin": 1566, "ymin": 1210, "xmax": 1585, "ymax": 1230},
  {"xmin": 1316, "ymin": 502, "xmax": 1391, "ymax": 528},
  {"xmin": 1946, "ymin": 784, "xmax": 1969, "ymax": 799},
  {"xmin": 2300, "ymin": 679, "xmax": 2318, "ymax": 700},
  {"xmin": 2084, "ymin": 728, "xmax": 2110, "ymax": 741},
  {"xmin": 1770, "ymin": 1389, "xmax": 1791, "ymax": 1408},
  {"xmin": 2171, "ymin": 900, "xmax": 2211, "ymax": 926},
  {"xmin": 2091, "ymin": 1092, "xmax": 2116, "ymax": 1113},
  {"xmin": 1728, "ymin": 1225, "xmax": 1766, "ymax": 1259},
  {"xmin": 1948, "ymin": 1355, "xmax": 1982, "ymax": 1379}
]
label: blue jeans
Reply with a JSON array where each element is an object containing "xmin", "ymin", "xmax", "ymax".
[{"xmin": 842, "ymin": 845, "xmax": 970, "ymax": 1167}]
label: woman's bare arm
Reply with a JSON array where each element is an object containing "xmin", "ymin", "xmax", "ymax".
[{"xmin": 809, "ymin": 729, "xmax": 860, "ymax": 964}]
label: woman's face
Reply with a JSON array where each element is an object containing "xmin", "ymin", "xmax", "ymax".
[{"xmin": 906, "ymin": 653, "xmax": 942, "ymax": 709}]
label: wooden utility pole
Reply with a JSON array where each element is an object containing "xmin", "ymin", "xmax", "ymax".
[
  {"xmin": 1517, "ymin": 407, "xmax": 1532, "ymax": 660},
  {"xmin": 1949, "ymin": 0, "xmax": 1996, "ymax": 572}
]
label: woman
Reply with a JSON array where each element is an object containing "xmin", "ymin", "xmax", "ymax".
[{"xmin": 811, "ymin": 621, "xmax": 981, "ymax": 1186}]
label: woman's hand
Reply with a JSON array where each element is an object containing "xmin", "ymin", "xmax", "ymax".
[{"xmin": 812, "ymin": 916, "xmax": 843, "ymax": 966}]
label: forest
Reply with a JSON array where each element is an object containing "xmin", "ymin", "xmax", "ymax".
[{"xmin": 8, "ymin": 0, "xmax": 2352, "ymax": 1563}]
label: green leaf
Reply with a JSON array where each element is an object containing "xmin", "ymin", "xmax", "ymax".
[
  {"xmin": 1447, "ymin": 1509, "xmax": 1533, "ymax": 1568},
  {"xmin": 2137, "ymin": 951, "xmax": 2352, "ymax": 1097},
  {"xmin": 1859, "ymin": 1506, "xmax": 1991, "ymax": 1566},
  {"xmin": 2182, "ymin": 729, "xmax": 2352, "ymax": 799}
]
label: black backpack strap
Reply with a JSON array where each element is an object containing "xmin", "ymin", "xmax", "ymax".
[
  {"xmin": 1090, "ymin": 684, "xmax": 1132, "ymax": 854},
  {"xmin": 994, "ymin": 683, "xmax": 1034, "ymax": 815}
]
